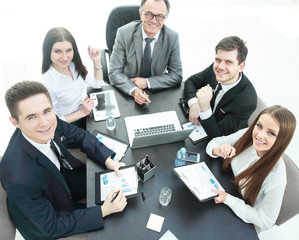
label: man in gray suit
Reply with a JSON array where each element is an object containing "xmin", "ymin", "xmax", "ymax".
[{"xmin": 109, "ymin": 0, "xmax": 183, "ymax": 105}]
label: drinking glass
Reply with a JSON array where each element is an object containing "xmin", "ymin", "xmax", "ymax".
[
  {"xmin": 159, "ymin": 187, "xmax": 172, "ymax": 206},
  {"xmin": 106, "ymin": 114, "xmax": 116, "ymax": 131}
]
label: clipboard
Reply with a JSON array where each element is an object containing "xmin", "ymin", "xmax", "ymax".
[
  {"xmin": 95, "ymin": 165, "xmax": 138, "ymax": 205},
  {"xmin": 173, "ymin": 162, "xmax": 225, "ymax": 202},
  {"xmin": 92, "ymin": 130, "xmax": 129, "ymax": 162}
]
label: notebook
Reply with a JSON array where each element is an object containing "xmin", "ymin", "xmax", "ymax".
[{"xmin": 124, "ymin": 111, "xmax": 193, "ymax": 149}]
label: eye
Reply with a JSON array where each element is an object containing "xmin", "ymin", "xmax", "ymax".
[
  {"xmin": 215, "ymin": 58, "xmax": 221, "ymax": 63},
  {"xmin": 226, "ymin": 61, "xmax": 233, "ymax": 65},
  {"xmin": 28, "ymin": 115, "xmax": 36, "ymax": 120},
  {"xmin": 269, "ymin": 131, "xmax": 277, "ymax": 137},
  {"xmin": 53, "ymin": 50, "xmax": 61, "ymax": 53},
  {"xmin": 44, "ymin": 108, "xmax": 52, "ymax": 114},
  {"xmin": 256, "ymin": 123, "xmax": 262, "ymax": 129},
  {"xmin": 66, "ymin": 48, "xmax": 73, "ymax": 52}
]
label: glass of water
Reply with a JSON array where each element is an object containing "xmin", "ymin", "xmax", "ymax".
[
  {"xmin": 159, "ymin": 187, "xmax": 172, "ymax": 206},
  {"xmin": 106, "ymin": 114, "xmax": 116, "ymax": 131}
]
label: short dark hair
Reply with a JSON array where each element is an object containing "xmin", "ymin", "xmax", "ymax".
[
  {"xmin": 140, "ymin": 0, "xmax": 170, "ymax": 14},
  {"xmin": 5, "ymin": 81, "xmax": 52, "ymax": 120},
  {"xmin": 215, "ymin": 36, "xmax": 248, "ymax": 64},
  {"xmin": 42, "ymin": 27, "xmax": 87, "ymax": 79}
]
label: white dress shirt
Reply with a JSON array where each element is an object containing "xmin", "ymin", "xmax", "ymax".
[
  {"xmin": 187, "ymin": 73, "xmax": 242, "ymax": 120},
  {"xmin": 206, "ymin": 128, "xmax": 286, "ymax": 231},
  {"xmin": 41, "ymin": 61, "xmax": 102, "ymax": 120},
  {"xmin": 22, "ymin": 133, "xmax": 61, "ymax": 170},
  {"xmin": 128, "ymin": 28, "xmax": 161, "ymax": 96}
]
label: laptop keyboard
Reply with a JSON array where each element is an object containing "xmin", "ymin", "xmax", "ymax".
[{"xmin": 134, "ymin": 124, "xmax": 175, "ymax": 138}]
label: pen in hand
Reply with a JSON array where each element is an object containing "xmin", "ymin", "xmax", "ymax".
[
  {"xmin": 111, "ymin": 191, "xmax": 120, "ymax": 203},
  {"xmin": 141, "ymin": 87, "xmax": 149, "ymax": 105}
]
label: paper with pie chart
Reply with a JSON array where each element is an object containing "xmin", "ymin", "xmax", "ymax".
[{"xmin": 95, "ymin": 166, "xmax": 138, "ymax": 203}]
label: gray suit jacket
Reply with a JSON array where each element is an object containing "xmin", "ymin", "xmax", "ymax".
[{"xmin": 109, "ymin": 20, "xmax": 183, "ymax": 94}]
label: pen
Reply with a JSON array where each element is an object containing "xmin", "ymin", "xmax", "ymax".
[
  {"xmin": 141, "ymin": 192, "xmax": 146, "ymax": 202},
  {"xmin": 141, "ymin": 87, "xmax": 149, "ymax": 106},
  {"xmin": 111, "ymin": 191, "xmax": 120, "ymax": 202}
]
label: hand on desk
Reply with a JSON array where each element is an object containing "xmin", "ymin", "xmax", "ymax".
[
  {"xmin": 105, "ymin": 157, "xmax": 126, "ymax": 177},
  {"xmin": 131, "ymin": 88, "xmax": 151, "ymax": 105},
  {"xmin": 189, "ymin": 103, "xmax": 200, "ymax": 125},
  {"xmin": 212, "ymin": 190, "xmax": 227, "ymax": 204},
  {"xmin": 101, "ymin": 190, "xmax": 127, "ymax": 217},
  {"xmin": 130, "ymin": 77, "xmax": 148, "ymax": 89},
  {"xmin": 212, "ymin": 144, "xmax": 236, "ymax": 159}
]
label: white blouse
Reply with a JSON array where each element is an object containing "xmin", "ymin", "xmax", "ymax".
[
  {"xmin": 206, "ymin": 128, "xmax": 286, "ymax": 231},
  {"xmin": 41, "ymin": 61, "xmax": 102, "ymax": 120}
]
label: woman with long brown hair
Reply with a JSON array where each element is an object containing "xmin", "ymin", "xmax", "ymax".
[
  {"xmin": 206, "ymin": 105, "xmax": 296, "ymax": 231},
  {"xmin": 41, "ymin": 27, "xmax": 103, "ymax": 129}
]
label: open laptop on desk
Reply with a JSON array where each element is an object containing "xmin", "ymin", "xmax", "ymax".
[{"xmin": 125, "ymin": 111, "xmax": 193, "ymax": 149}]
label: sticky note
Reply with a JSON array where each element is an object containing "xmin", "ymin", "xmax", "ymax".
[
  {"xmin": 146, "ymin": 213, "xmax": 165, "ymax": 233},
  {"xmin": 159, "ymin": 230, "xmax": 178, "ymax": 240}
]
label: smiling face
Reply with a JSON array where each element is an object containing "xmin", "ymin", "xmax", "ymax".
[
  {"xmin": 139, "ymin": 0, "xmax": 168, "ymax": 38},
  {"xmin": 50, "ymin": 41, "xmax": 74, "ymax": 72},
  {"xmin": 252, "ymin": 113, "xmax": 280, "ymax": 157},
  {"xmin": 213, "ymin": 49, "xmax": 245, "ymax": 85},
  {"xmin": 10, "ymin": 94, "xmax": 57, "ymax": 144}
]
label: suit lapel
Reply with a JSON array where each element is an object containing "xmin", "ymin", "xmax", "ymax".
[
  {"xmin": 19, "ymin": 132, "xmax": 71, "ymax": 195},
  {"xmin": 151, "ymin": 28, "xmax": 164, "ymax": 72},
  {"xmin": 133, "ymin": 25, "xmax": 143, "ymax": 73},
  {"xmin": 214, "ymin": 77, "xmax": 246, "ymax": 114}
]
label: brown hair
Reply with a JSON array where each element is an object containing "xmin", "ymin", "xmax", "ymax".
[
  {"xmin": 222, "ymin": 105, "xmax": 296, "ymax": 206},
  {"xmin": 42, "ymin": 27, "xmax": 87, "ymax": 79},
  {"xmin": 215, "ymin": 36, "xmax": 248, "ymax": 64},
  {"xmin": 5, "ymin": 81, "xmax": 52, "ymax": 121}
]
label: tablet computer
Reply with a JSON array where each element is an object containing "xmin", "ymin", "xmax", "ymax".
[{"xmin": 95, "ymin": 165, "xmax": 138, "ymax": 205}]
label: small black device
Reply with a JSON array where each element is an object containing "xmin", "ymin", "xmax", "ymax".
[{"xmin": 179, "ymin": 98, "xmax": 190, "ymax": 116}]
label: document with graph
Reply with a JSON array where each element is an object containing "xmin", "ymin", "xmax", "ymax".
[
  {"xmin": 95, "ymin": 165, "xmax": 138, "ymax": 204},
  {"xmin": 173, "ymin": 162, "xmax": 225, "ymax": 202}
]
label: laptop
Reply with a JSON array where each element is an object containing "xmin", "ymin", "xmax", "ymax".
[{"xmin": 125, "ymin": 111, "xmax": 193, "ymax": 149}]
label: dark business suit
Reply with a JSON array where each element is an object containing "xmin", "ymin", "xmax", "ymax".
[
  {"xmin": 184, "ymin": 63, "xmax": 257, "ymax": 138},
  {"xmin": 0, "ymin": 117, "xmax": 115, "ymax": 240},
  {"xmin": 109, "ymin": 20, "xmax": 183, "ymax": 94}
]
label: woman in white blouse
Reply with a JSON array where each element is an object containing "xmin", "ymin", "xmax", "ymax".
[
  {"xmin": 206, "ymin": 105, "xmax": 296, "ymax": 232},
  {"xmin": 41, "ymin": 27, "xmax": 102, "ymax": 129}
]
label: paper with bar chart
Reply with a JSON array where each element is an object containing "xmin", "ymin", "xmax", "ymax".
[
  {"xmin": 99, "ymin": 166, "xmax": 138, "ymax": 202},
  {"xmin": 174, "ymin": 162, "xmax": 225, "ymax": 202}
]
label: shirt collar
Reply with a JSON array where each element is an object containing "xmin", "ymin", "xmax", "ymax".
[
  {"xmin": 48, "ymin": 61, "xmax": 75, "ymax": 79},
  {"xmin": 141, "ymin": 27, "xmax": 160, "ymax": 41},
  {"xmin": 219, "ymin": 72, "xmax": 243, "ymax": 93},
  {"xmin": 22, "ymin": 132, "xmax": 51, "ymax": 153}
]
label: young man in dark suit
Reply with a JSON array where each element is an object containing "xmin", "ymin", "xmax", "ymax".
[
  {"xmin": 184, "ymin": 36, "xmax": 257, "ymax": 138},
  {"xmin": 0, "ymin": 81, "xmax": 127, "ymax": 239}
]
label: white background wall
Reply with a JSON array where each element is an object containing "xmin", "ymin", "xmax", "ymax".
[{"xmin": 0, "ymin": 0, "xmax": 298, "ymax": 239}]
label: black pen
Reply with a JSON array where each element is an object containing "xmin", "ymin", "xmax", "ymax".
[
  {"xmin": 141, "ymin": 87, "xmax": 149, "ymax": 105},
  {"xmin": 141, "ymin": 192, "xmax": 146, "ymax": 202},
  {"xmin": 111, "ymin": 191, "xmax": 120, "ymax": 202}
]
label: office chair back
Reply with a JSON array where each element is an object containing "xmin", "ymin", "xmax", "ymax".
[
  {"xmin": 247, "ymin": 96, "xmax": 267, "ymax": 127},
  {"xmin": 106, "ymin": 5, "xmax": 140, "ymax": 54},
  {"xmin": 0, "ymin": 156, "xmax": 16, "ymax": 240},
  {"xmin": 101, "ymin": 5, "xmax": 140, "ymax": 83},
  {"xmin": 276, "ymin": 154, "xmax": 299, "ymax": 226}
]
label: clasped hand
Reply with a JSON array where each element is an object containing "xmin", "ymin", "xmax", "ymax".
[{"xmin": 196, "ymin": 84, "xmax": 213, "ymax": 112}]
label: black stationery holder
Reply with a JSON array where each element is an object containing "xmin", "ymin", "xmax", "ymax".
[{"xmin": 136, "ymin": 155, "xmax": 156, "ymax": 182}]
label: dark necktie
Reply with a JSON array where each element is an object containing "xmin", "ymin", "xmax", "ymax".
[
  {"xmin": 50, "ymin": 140, "xmax": 73, "ymax": 170},
  {"xmin": 211, "ymin": 83, "xmax": 222, "ymax": 110},
  {"xmin": 140, "ymin": 37, "xmax": 154, "ymax": 78}
]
